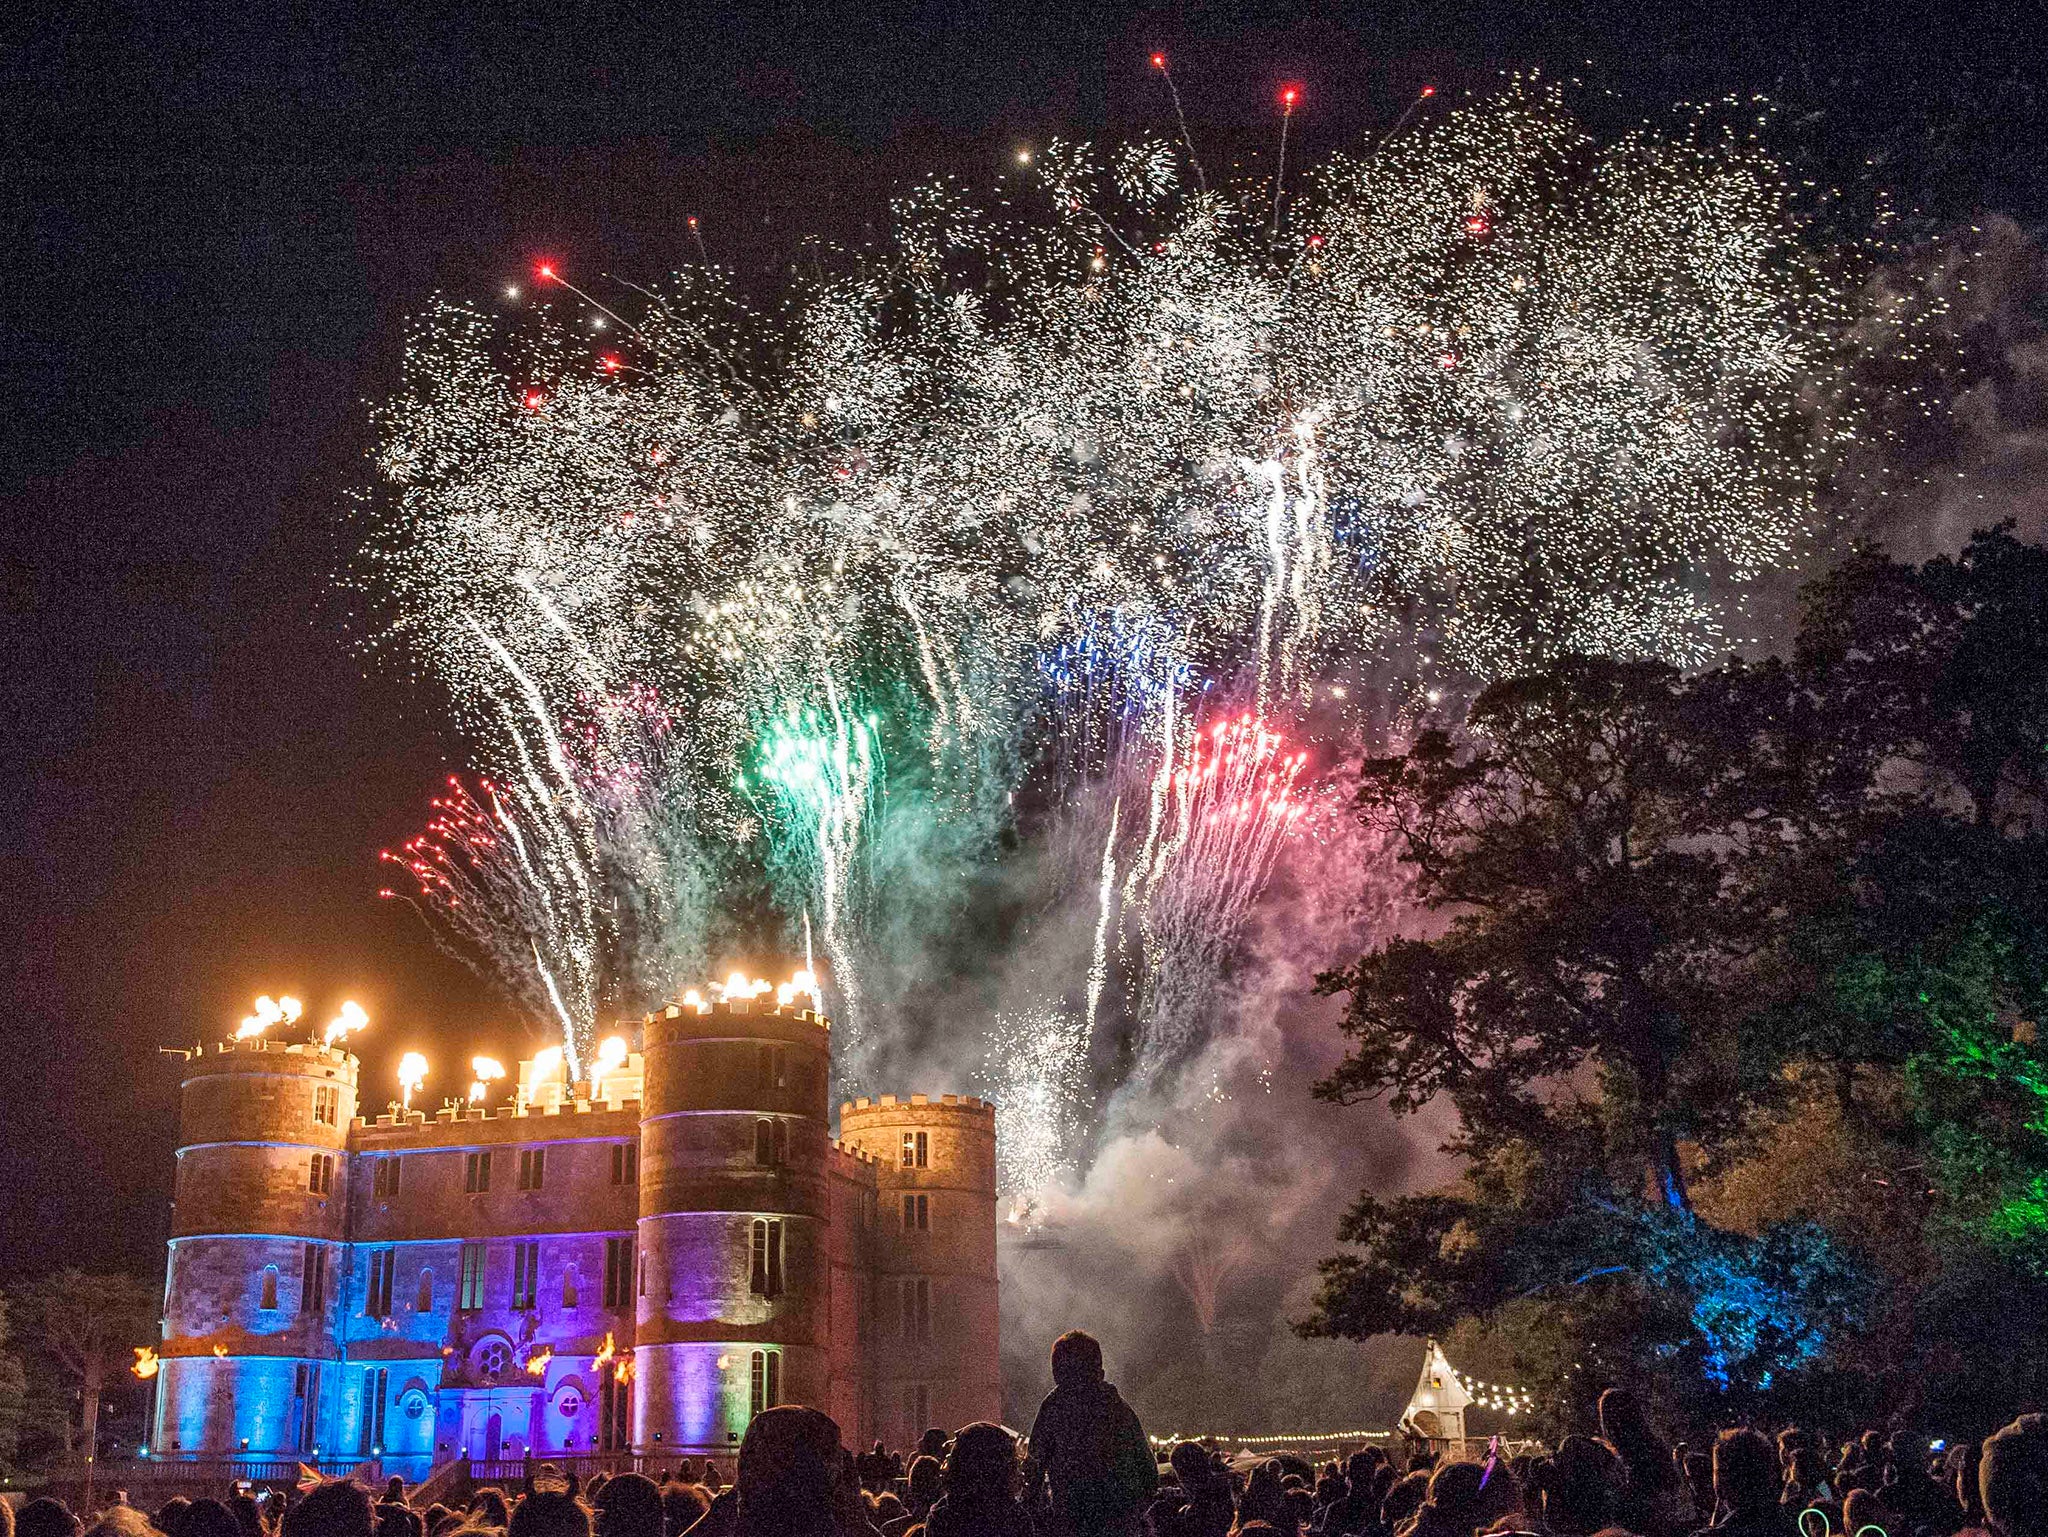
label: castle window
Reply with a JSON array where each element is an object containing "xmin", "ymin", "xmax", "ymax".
[
  {"xmin": 748, "ymin": 1219, "xmax": 784, "ymax": 1299},
  {"xmin": 604, "ymin": 1237, "xmax": 635, "ymax": 1310},
  {"xmin": 599, "ymin": 1369, "xmax": 632, "ymax": 1452},
  {"xmin": 511, "ymin": 1241, "xmax": 540, "ymax": 1311},
  {"xmin": 562, "ymin": 1262, "xmax": 579, "ymax": 1310},
  {"xmin": 465, "ymin": 1151, "xmax": 492, "ymax": 1193},
  {"xmin": 357, "ymin": 1366, "xmax": 388, "ymax": 1456},
  {"xmin": 293, "ymin": 1363, "xmax": 322, "ymax": 1454},
  {"xmin": 748, "ymin": 1349, "xmax": 781, "ymax": 1419},
  {"xmin": 301, "ymin": 1244, "xmax": 328, "ymax": 1315},
  {"xmin": 314, "ymin": 1085, "xmax": 339, "ymax": 1127},
  {"xmin": 900, "ymin": 1131, "xmax": 928, "ymax": 1169},
  {"xmin": 903, "ymin": 1194, "xmax": 929, "ymax": 1232},
  {"xmin": 519, "ymin": 1148, "xmax": 546, "ymax": 1191},
  {"xmin": 903, "ymin": 1382, "xmax": 931, "ymax": 1441},
  {"xmin": 415, "ymin": 1269, "xmax": 434, "ymax": 1313},
  {"xmin": 775, "ymin": 1121, "xmax": 789, "ymax": 1166},
  {"xmin": 637, "ymin": 1250, "xmax": 647, "ymax": 1298},
  {"xmin": 459, "ymin": 1242, "xmax": 487, "ymax": 1310},
  {"xmin": 372, "ymin": 1156, "xmax": 402, "ymax": 1198},
  {"xmin": 260, "ymin": 1265, "xmax": 279, "ymax": 1311},
  {"xmin": 308, "ymin": 1153, "xmax": 334, "ymax": 1194},
  {"xmin": 366, "ymin": 1249, "xmax": 395, "ymax": 1319},
  {"xmin": 754, "ymin": 1119, "xmax": 790, "ymax": 1168},
  {"xmin": 899, "ymin": 1276, "xmax": 930, "ymax": 1342},
  {"xmin": 610, "ymin": 1143, "xmax": 638, "ymax": 1186}
]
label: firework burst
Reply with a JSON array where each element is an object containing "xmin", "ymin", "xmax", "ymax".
[{"xmin": 352, "ymin": 80, "xmax": 1844, "ymax": 1189}]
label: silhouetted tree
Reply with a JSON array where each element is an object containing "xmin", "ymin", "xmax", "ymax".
[
  {"xmin": 9, "ymin": 1269, "xmax": 159, "ymax": 1466},
  {"xmin": 1301, "ymin": 529, "xmax": 2048, "ymax": 1420}
]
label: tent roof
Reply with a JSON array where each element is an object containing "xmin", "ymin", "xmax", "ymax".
[{"xmin": 1403, "ymin": 1338, "xmax": 1474, "ymax": 1419}]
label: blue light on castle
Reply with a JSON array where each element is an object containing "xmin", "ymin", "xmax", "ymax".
[{"xmin": 152, "ymin": 996, "xmax": 1000, "ymax": 1476}]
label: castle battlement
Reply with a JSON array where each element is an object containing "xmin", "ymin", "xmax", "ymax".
[
  {"xmin": 841, "ymin": 1092, "xmax": 998, "ymax": 1119},
  {"xmin": 191, "ymin": 1036, "xmax": 361, "ymax": 1070},
  {"xmin": 644, "ymin": 999, "xmax": 829, "ymax": 1028}
]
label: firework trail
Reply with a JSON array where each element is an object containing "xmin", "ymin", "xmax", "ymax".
[
  {"xmin": 380, "ymin": 775, "xmax": 605, "ymax": 1075},
  {"xmin": 1129, "ymin": 714, "xmax": 1312, "ymax": 1079},
  {"xmin": 743, "ymin": 700, "xmax": 883, "ymax": 1050},
  {"xmin": 353, "ymin": 80, "xmax": 1844, "ymax": 1197}
]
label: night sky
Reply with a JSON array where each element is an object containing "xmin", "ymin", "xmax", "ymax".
[{"xmin": 3, "ymin": 0, "xmax": 2042, "ymax": 1283}]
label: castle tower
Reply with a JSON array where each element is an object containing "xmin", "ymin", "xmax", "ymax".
[
  {"xmin": 633, "ymin": 997, "xmax": 834, "ymax": 1455},
  {"xmin": 838, "ymin": 1094, "xmax": 999, "ymax": 1444},
  {"xmin": 155, "ymin": 1038, "xmax": 358, "ymax": 1459}
]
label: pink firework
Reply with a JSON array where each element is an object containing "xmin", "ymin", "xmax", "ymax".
[
  {"xmin": 380, "ymin": 772, "xmax": 605, "ymax": 1075},
  {"xmin": 1132, "ymin": 712, "xmax": 1312, "ymax": 1067}
]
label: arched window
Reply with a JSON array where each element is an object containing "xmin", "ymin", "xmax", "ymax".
[
  {"xmin": 415, "ymin": 1269, "xmax": 434, "ymax": 1313},
  {"xmin": 748, "ymin": 1219, "xmax": 783, "ymax": 1298},
  {"xmin": 774, "ymin": 1120, "xmax": 789, "ymax": 1166},
  {"xmin": 899, "ymin": 1276, "xmax": 930, "ymax": 1341},
  {"xmin": 754, "ymin": 1119, "xmax": 774, "ymax": 1166},
  {"xmin": 749, "ymin": 1349, "xmax": 781, "ymax": 1417},
  {"xmin": 562, "ymin": 1263, "xmax": 580, "ymax": 1310},
  {"xmin": 260, "ymin": 1265, "xmax": 279, "ymax": 1311}
]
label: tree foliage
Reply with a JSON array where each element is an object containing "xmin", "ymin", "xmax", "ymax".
[{"xmin": 1302, "ymin": 528, "xmax": 2048, "ymax": 1428}]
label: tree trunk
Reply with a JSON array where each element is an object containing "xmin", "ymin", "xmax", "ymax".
[
  {"xmin": 80, "ymin": 1361, "xmax": 102, "ymax": 1459},
  {"xmin": 1656, "ymin": 1126, "xmax": 1692, "ymax": 1214},
  {"xmin": 80, "ymin": 1360, "xmax": 102, "ymax": 1516}
]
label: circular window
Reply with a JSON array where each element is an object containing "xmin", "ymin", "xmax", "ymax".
[
  {"xmin": 558, "ymin": 1394, "xmax": 582, "ymax": 1418},
  {"xmin": 476, "ymin": 1340, "xmax": 511, "ymax": 1376},
  {"xmin": 403, "ymin": 1393, "xmax": 428, "ymax": 1421}
]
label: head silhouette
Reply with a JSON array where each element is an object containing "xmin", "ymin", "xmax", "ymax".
[
  {"xmin": 1984, "ymin": 1415, "xmax": 2048, "ymax": 1537},
  {"xmin": 947, "ymin": 1423, "xmax": 1020, "ymax": 1502},
  {"xmin": 1050, "ymin": 1329, "xmax": 1105, "ymax": 1389},
  {"xmin": 1716, "ymin": 1431, "xmax": 1782, "ymax": 1517}
]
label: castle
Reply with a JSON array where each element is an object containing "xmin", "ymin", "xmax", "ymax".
[{"xmin": 150, "ymin": 994, "xmax": 1000, "ymax": 1475}]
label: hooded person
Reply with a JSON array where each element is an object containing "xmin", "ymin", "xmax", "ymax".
[{"xmin": 1025, "ymin": 1331, "xmax": 1157, "ymax": 1537}]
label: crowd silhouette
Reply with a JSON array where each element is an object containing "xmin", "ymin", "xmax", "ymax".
[{"xmin": 16, "ymin": 1334, "xmax": 2047, "ymax": 1537}]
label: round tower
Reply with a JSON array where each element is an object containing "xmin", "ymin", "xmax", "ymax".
[
  {"xmin": 838, "ymin": 1094, "xmax": 999, "ymax": 1445},
  {"xmin": 156, "ymin": 1037, "xmax": 358, "ymax": 1459},
  {"xmin": 634, "ymin": 997, "xmax": 833, "ymax": 1454}
]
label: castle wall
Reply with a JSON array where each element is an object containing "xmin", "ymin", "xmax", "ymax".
[
  {"xmin": 838, "ymin": 1095, "xmax": 1001, "ymax": 1445},
  {"xmin": 825, "ymin": 1145, "xmax": 878, "ymax": 1443},
  {"xmin": 350, "ymin": 1104, "xmax": 642, "ymax": 1241},
  {"xmin": 344, "ymin": 1103, "xmax": 643, "ymax": 1466}
]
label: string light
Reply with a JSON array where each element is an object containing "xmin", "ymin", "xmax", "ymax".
[{"xmin": 1152, "ymin": 1430, "xmax": 1393, "ymax": 1446}]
